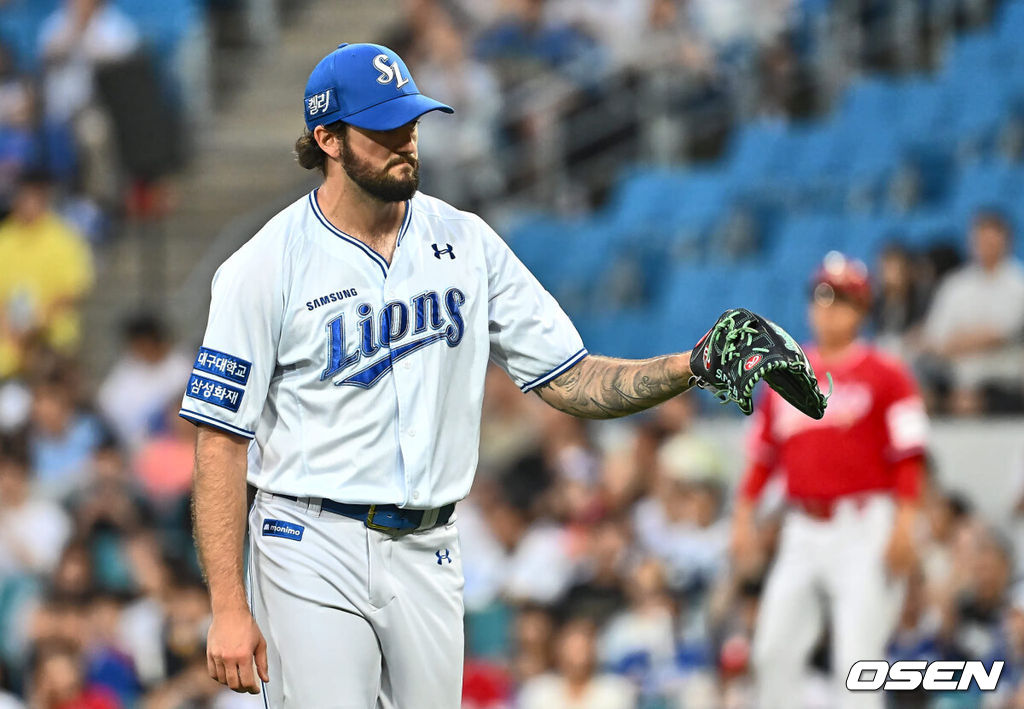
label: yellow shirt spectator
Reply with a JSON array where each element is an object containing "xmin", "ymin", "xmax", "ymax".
[{"xmin": 0, "ymin": 191, "xmax": 94, "ymax": 375}]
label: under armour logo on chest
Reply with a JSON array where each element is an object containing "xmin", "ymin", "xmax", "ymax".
[
  {"xmin": 432, "ymin": 243, "xmax": 455, "ymax": 260},
  {"xmin": 436, "ymin": 549, "xmax": 452, "ymax": 565}
]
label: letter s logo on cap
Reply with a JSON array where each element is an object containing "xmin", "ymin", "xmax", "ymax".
[{"xmin": 373, "ymin": 54, "xmax": 410, "ymax": 89}]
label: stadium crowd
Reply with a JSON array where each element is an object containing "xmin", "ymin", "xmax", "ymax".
[
  {"xmin": 386, "ymin": 0, "xmax": 1002, "ymax": 209},
  {"xmin": 0, "ymin": 0, "xmax": 1023, "ymax": 708},
  {"xmin": 0, "ymin": 210, "xmax": 1020, "ymax": 708}
]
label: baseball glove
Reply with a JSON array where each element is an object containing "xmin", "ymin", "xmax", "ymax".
[{"xmin": 689, "ymin": 308, "xmax": 831, "ymax": 419}]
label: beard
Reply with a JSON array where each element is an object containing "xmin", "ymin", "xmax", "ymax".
[{"xmin": 341, "ymin": 137, "xmax": 419, "ymax": 202}]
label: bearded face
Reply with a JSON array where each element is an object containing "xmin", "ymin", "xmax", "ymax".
[{"xmin": 340, "ymin": 131, "xmax": 419, "ymax": 203}]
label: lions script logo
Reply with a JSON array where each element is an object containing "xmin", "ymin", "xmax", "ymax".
[
  {"xmin": 321, "ymin": 288, "xmax": 466, "ymax": 389},
  {"xmin": 374, "ymin": 54, "xmax": 409, "ymax": 88}
]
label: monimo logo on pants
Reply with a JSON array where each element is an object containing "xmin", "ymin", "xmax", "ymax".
[
  {"xmin": 262, "ymin": 518, "xmax": 305, "ymax": 541},
  {"xmin": 847, "ymin": 660, "xmax": 1003, "ymax": 692}
]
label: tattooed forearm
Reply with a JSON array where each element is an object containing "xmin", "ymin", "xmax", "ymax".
[{"xmin": 534, "ymin": 353, "xmax": 694, "ymax": 419}]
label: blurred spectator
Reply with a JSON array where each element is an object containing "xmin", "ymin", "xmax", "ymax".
[
  {"xmin": 413, "ymin": 14, "xmax": 502, "ymax": 208},
  {"xmin": 0, "ymin": 435, "xmax": 71, "ymax": 578},
  {"xmin": 478, "ymin": 365, "xmax": 545, "ymax": 475},
  {"xmin": 510, "ymin": 604, "xmax": 555, "ymax": 684},
  {"xmin": 27, "ymin": 371, "xmax": 104, "ymax": 502},
  {"xmin": 38, "ymin": 0, "xmax": 140, "ymax": 204},
  {"xmin": 871, "ymin": 242, "xmax": 928, "ymax": 357},
  {"xmin": 518, "ymin": 619, "xmax": 635, "ymax": 709},
  {"xmin": 498, "ymin": 499, "xmax": 578, "ymax": 605},
  {"xmin": 132, "ymin": 404, "xmax": 195, "ymax": 506},
  {"xmin": 0, "ymin": 659, "xmax": 23, "ymax": 709},
  {"xmin": 69, "ymin": 438, "xmax": 152, "ymax": 557},
  {"xmin": 597, "ymin": 559, "xmax": 675, "ymax": 681},
  {"xmin": 473, "ymin": 0, "xmax": 605, "ymax": 87},
  {"xmin": 461, "ymin": 658, "xmax": 512, "ymax": 709},
  {"xmin": 26, "ymin": 642, "xmax": 118, "ymax": 709},
  {"xmin": 887, "ymin": 567, "xmax": 941, "ymax": 665},
  {"xmin": 543, "ymin": 0, "xmax": 656, "ymax": 71},
  {"xmin": 689, "ymin": 0, "xmax": 795, "ymax": 49},
  {"xmin": 0, "ymin": 43, "xmax": 35, "ymax": 216},
  {"xmin": 939, "ymin": 527, "xmax": 1013, "ymax": 664},
  {"xmin": 920, "ymin": 210, "xmax": 1024, "ymax": 415},
  {"xmin": 82, "ymin": 594, "xmax": 140, "ymax": 707},
  {"xmin": 116, "ymin": 533, "xmax": 168, "ymax": 688},
  {"xmin": 96, "ymin": 314, "xmax": 191, "ymax": 453},
  {"xmin": 557, "ymin": 517, "xmax": 629, "ymax": 627},
  {"xmin": 0, "ymin": 172, "xmax": 93, "ymax": 378},
  {"xmin": 632, "ymin": 430, "xmax": 728, "ymax": 593}
]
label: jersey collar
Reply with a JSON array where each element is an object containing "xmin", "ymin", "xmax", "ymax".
[{"xmin": 307, "ymin": 189, "xmax": 413, "ymax": 277}]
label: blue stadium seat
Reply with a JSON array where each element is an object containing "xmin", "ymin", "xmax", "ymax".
[
  {"xmin": 997, "ymin": 0, "xmax": 1024, "ymax": 44},
  {"xmin": 115, "ymin": 0, "xmax": 201, "ymax": 52},
  {"xmin": 503, "ymin": 215, "xmax": 572, "ymax": 286},
  {"xmin": 841, "ymin": 215, "xmax": 902, "ymax": 263},
  {"xmin": 604, "ymin": 167, "xmax": 693, "ymax": 234},
  {"xmin": 572, "ymin": 308, "xmax": 668, "ymax": 359},
  {"xmin": 657, "ymin": 263, "xmax": 792, "ymax": 344},
  {"xmin": 947, "ymin": 161, "xmax": 1021, "ymax": 227},
  {"xmin": 898, "ymin": 211, "xmax": 960, "ymax": 248},
  {"xmin": 724, "ymin": 120, "xmax": 792, "ymax": 187},
  {"xmin": 890, "ymin": 78, "xmax": 954, "ymax": 147},
  {"xmin": 837, "ymin": 78, "xmax": 901, "ymax": 131},
  {"xmin": 0, "ymin": 0, "xmax": 59, "ymax": 70}
]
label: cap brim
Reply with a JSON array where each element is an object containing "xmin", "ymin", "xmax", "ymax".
[{"xmin": 343, "ymin": 93, "xmax": 454, "ymax": 131}]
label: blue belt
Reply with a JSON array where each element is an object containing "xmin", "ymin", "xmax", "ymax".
[{"xmin": 277, "ymin": 495, "xmax": 455, "ymax": 535}]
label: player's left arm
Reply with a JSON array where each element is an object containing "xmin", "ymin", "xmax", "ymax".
[{"xmin": 534, "ymin": 352, "xmax": 694, "ymax": 419}]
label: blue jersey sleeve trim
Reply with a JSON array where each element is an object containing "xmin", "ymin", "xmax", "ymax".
[
  {"xmin": 179, "ymin": 408, "xmax": 256, "ymax": 439},
  {"xmin": 520, "ymin": 348, "xmax": 589, "ymax": 392}
]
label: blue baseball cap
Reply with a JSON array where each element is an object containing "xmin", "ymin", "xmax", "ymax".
[{"xmin": 303, "ymin": 43, "xmax": 454, "ymax": 132}]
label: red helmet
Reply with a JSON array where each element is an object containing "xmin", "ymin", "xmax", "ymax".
[{"xmin": 811, "ymin": 251, "xmax": 871, "ymax": 309}]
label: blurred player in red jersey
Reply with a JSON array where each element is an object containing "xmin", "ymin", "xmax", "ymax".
[{"xmin": 730, "ymin": 252, "xmax": 928, "ymax": 709}]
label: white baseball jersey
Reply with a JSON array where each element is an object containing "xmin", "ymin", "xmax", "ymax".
[{"xmin": 179, "ymin": 190, "xmax": 586, "ymax": 508}]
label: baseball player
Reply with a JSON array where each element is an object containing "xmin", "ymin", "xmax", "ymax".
[
  {"xmin": 730, "ymin": 253, "xmax": 929, "ymax": 709},
  {"xmin": 180, "ymin": 42, "xmax": 822, "ymax": 709}
]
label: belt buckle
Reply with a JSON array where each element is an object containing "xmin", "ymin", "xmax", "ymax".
[{"xmin": 364, "ymin": 505, "xmax": 413, "ymax": 538}]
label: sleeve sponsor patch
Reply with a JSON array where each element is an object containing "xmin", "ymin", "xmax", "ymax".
[
  {"xmin": 193, "ymin": 347, "xmax": 251, "ymax": 385},
  {"xmin": 186, "ymin": 373, "xmax": 244, "ymax": 412}
]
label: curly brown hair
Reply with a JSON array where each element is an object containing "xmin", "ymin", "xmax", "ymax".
[{"xmin": 294, "ymin": 121, "xmax": 347, "ymax": 175}]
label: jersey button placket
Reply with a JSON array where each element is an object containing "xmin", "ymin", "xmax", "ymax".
[{"xmin": 386, "ymin": 264, "xmax": 418, "ymax": 506}]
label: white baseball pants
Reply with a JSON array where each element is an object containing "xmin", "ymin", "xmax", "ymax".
[
  {"xmin": 752, "ymin": 494, "xmax": 905, "ymax": 709},
  {"xmin": 246, "ymin": 491, "xmax": 465, "ymax": 709}
]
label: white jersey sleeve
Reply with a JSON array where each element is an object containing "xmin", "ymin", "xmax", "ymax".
[
  {"xmin": 482, "ymin": 221, "xmax": 587, "ymax": 392},
  {"xmin": 179, "ymin": 237, "xmax": 284, "ymax": 439}
]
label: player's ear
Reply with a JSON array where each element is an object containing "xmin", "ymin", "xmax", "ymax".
[{"xmin": 313, "ymin": 124, "xmax": 344, "ymax": 160}]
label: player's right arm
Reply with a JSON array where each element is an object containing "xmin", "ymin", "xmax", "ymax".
[
  {"xmin": 178, "ymin": 232, "xmax": 286, "ymax": 695},
  {"xmin": 193, "ymin": 426, "xmax": 268, "ymax": 694}
]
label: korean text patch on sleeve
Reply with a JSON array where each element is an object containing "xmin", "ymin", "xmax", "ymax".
[
  {"xmin": 186, "ymin": 373, "xmax": 245, "ymax": 413},
  {"xmin": 193, "ymin": 347, "xmax": 252, "ymax": 385}
]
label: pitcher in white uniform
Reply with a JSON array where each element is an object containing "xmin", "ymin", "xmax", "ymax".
[{"xmin": 182, "ymin": 42, "xmax": 730, "ymax": 708}]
